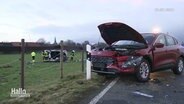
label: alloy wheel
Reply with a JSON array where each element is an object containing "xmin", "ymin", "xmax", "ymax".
[
  {"xmin": 139, "ymin": 62, "xmax": 150, "ymax": 79},
  {"xmin": 178, "ymin": 59, "xmax": 184, "ymax": 72}
]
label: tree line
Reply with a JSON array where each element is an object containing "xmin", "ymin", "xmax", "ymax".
[{"xmin": 0, "ymin": 39, "xmax": 108, "ymax": 54}]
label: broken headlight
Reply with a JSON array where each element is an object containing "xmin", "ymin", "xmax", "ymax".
[{"xmin": 122, "ymin": 56, "xmax": 143, "ymax": 68}]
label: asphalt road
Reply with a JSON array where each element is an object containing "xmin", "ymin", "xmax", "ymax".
[{"xmin": 80, "ymin": 70, "xmax": 184, "ymax": 104}]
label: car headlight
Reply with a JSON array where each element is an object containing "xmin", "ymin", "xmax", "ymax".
[{"xmin": 122, "ymin": 56, "xmax": 143, "ymax": 68}]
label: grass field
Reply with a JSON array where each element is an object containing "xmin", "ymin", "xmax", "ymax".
[{"xmin": 0, "ymin": 51, "xmax": 105, "ymax": 103}]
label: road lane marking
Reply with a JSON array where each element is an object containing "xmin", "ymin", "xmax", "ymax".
[
  {"xmin": 133, "ymin": 91, "xmax": 154, "ymax": 98},
  {"xmin": 89, "ymin": 77, "xmax": 119, "ymax": 104}
]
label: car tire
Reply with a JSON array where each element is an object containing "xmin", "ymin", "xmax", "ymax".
[
  {"xmin": 172, "ymin": 57, "xmax": 184, "ymax": 75},
  {"xmin": 136, "ymin": 59, "xmax": 150, "ymax": 82}
]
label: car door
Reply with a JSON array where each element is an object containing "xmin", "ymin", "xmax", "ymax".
[
  {"xmin": 153, "ymin": 35, "xmax": 168, "ymax": 70},
  {"xmin": 165, "ymin": 35, "xmax": 180, "ymax": 65}
]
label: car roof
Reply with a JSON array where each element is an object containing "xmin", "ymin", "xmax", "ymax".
[
  {"xmin": 142, "ymin": 33, "xmax": 175, "ymax": 36},
  {"xmin": 141, "ymin": 33, "xmax": 175, "ymax": 38},
  {"xmin": 142, "ymin": 33, "xmax": 178, "ymax": 42}
]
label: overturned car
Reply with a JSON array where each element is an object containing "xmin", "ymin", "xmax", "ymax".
[
  {"xmin": 43, "ymin": 50, "xmax": 67, "ymax": 62},
  {"xmin": 91, "ymin": 22, "xmax": 184, "ymax": 82}
]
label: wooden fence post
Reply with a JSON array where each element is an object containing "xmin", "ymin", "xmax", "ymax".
[
  {"xmin": 21, "ymin": 39, "xmax": 25, "ymax": 89},
  {"xmin": 60, "ymin": 41, "xmax": 64, "ymax": 79},
  {"xmin": 81, "ymin": 47, "xmax": 84, "ymax": 72}
]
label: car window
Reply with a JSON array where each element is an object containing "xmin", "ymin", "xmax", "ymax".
[
  {"xmin": 142, "ymin": 33, "xmax": 155, "ymax": 45},
  {"xmin": 166, "ymin": 36, "xmax": 175, "ymax": 46},
  {"xmin": 173, "ymin": 37, "xmax": 178, "ymax": 45},
  {"xmin": 155, "ymin": 35, "xmax": 166, "ymax": 45}
]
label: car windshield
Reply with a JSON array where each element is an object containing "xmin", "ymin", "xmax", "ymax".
[
  {"xmin": 113, "ymin": 33, "xmax": 155, "ymax": 45},
  {"xmin": 112, "ymin": 33, "xmax": 154, "ymax": 49},
  {"xmin": 112, "ymin": 40, "xmax": 145, "ymax": 49}
]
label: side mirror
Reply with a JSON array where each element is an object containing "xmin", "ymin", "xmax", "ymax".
[{"xmin": 154, "ymin": 43, "xmax": 164, "ymax": 48}]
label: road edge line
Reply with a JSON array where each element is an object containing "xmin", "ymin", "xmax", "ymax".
[{"xmin": 89, "ymin": 77, "xmax": 119, "ymax": 104}]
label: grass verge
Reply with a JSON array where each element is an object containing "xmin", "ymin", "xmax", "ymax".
[{"xmin": 1, "ymin": 73, "xmax": 106, "ymax": 104}]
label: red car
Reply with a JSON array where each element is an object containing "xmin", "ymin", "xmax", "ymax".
[{"xmin": 91, "ymin": 22, "xmax": 184, "ymax": 82}]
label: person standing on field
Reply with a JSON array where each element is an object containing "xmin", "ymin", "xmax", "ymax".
[
  {"xmin": 70, "ymin": 50, "xmax": 75, "ymax": 61},
  {"xmin": 31, "ymin": 51, "xmax": 36, "ymax": 63},
  {"xmin": 41, "ymin": 51, "xmax": 45, "ymax": 61},
  {"xmin": 42, "ymin": 50, "xmax": 49, "ymax": 61}
]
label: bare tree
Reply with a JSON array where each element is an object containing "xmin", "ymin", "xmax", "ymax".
[
  {"xmin": 93, "ymin": 42, "xmax": 107, "ymax": 49},
  {"xmin": 37, "ymin": 38, "xmax": 46, "ymax": 43}
]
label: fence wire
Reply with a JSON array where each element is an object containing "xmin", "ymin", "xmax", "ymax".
[{"xmin": 0, "ymin": 43, "xmax": 85, "ymax": 102}]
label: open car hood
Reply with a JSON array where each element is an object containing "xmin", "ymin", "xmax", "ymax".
[{"xmin": 98, "ymin": 22, "xmax": 148, "ymax": 46}]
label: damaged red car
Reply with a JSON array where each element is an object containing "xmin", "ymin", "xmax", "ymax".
[{"xmin": 91, "ymin": 22, "xmax": 184, "ymax": 82}]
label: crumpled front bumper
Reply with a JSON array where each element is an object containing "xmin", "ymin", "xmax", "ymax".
[
  {"xmin": 92, "ymin": 64, "xmax": 136, "ymax": 75},
  {"xmin": 92, "ymin": 65, "xmax": 120, "ymax": 74}
]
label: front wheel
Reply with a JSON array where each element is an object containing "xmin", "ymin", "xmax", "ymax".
[
  {"xmin": 135, "ymin": 59, "xmax": 150, "ymax": 82},
  {"xmin": 172, "ymin": 57, "xmax": 184, "ymax": 75}
]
